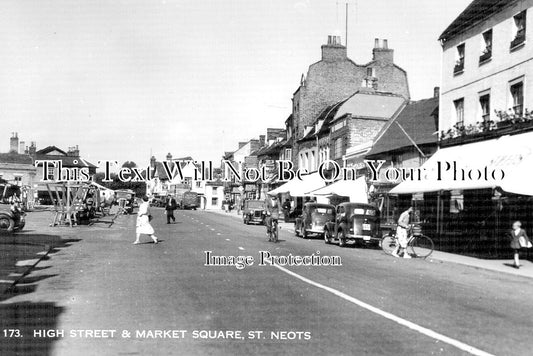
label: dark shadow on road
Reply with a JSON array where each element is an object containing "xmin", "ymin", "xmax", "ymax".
[{"xmin": 0, "ymin": 302, "xmax": 64, "ymax": 356}]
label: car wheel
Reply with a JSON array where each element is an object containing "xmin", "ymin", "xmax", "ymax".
[
  {"xmin": 0, "ymin": 215, "xmax": 15, "ymax": 234},
  {"xmin": 337, "ymin": 229, "xmax": 346, "ymax": 247},
  {"xmin": 324, "ymin": 229, "xmax": 332, "ymax": 244},
  {"xmin": 302, "ymin": 227, "xmax": 308, "ymax": 239}
]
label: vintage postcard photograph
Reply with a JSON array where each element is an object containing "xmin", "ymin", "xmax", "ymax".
[{"xmin": 1, "ymin": 0, "xmax": 532, "ymax": 355}]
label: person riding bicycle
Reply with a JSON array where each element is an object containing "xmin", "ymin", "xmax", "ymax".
[
  {"xmin": 264, "ymin": 195, "xmax": 280, "ymax": 240},
  {"xmin": 393, "ymin": 207, "xmax": 413, "ymax": 259}
]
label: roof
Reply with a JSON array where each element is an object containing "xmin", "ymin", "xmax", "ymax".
[
  {"xmin": 36, "ymin": 146, "xmax": 68, "ymax": 156},
  {"xmin": 0, "ymin": 152, "xmax": 33, "ymax": 165},
  {"xmin": 33, "ymin": 154, "xmax": 97, "ymax": 168},
  {"xmin": 332, "ymin": 90, "xmax": 406, "ymax": 121},
  {"xmin": 439, "ymin": 0, "xmax": 511, "ymax": 42},
  {"xmin": 366, "ymin": 96, "xmax": 439, "ymax": 157}
]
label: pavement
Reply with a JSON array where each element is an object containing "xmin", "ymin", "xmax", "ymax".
[
  {"xmin": 213, "ymin": 208, "xmax": 533, "ymax": 279},
  {"xmin": 1, "ymin": 208, "xmax": 533, "ymax": 355}
]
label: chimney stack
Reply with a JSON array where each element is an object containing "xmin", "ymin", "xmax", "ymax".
[
  {"xmin": 9, "ymin": 132, "xmax": 19, "ymax": 153},
  {"xmin": 434, "ymin": 86, "xmax": 440, "ymax": 98},
  {"xmin": 150, "ymin": 155, "xmax": 156, "ymax": 168},
  {"xmin": 321, "ymin": 35, "xmax": 347, "ymax": 62},
  {"xmin": 166, "ymin": 152, "xmax": 173, "ymax": 161},
  {"xmin": 19, "ymin": 141, "xmax": 25, "ymax": 154},
  {"xmin": 372, "ymin": 38, "xmax": 394, "ymax": 64},
  {"xmin": 28, "ymin": 142, "xmax": 36, "ymax": 156},
  {"xmin": 67, "ymin": 145, "xmax": 80, "ymax": 157},
  {"xmin": 259, "ymin": 135, "xmax": 266, "ymax": 147}
]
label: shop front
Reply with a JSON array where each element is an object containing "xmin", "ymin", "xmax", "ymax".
[{"xmin": 391, "ymin": 132, "xmax": 533, "ymax": 258}]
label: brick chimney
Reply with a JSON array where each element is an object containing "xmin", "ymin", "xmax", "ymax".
[
  {"xmin": 321, "ymin": 35, "xmax": 347, "ymax": 62},
  {"xmin": 19, "ymin": 141, "xmax": 25, "ymax": 154},
  {"xmin": 9, "ymin": 132, "xmax": 18, "ymax": 153},
  {"xmin": 150, "ymin": 155, "xmax": 156, "ymax": 168},
  {"xmin": 372, "ymin": 38, "xmax": 394, "ymax": 64},
  {"xmin": 67, "ymin": 145, "xmax": 80, "ymax": 157},
  {"xmin": 259, "ymin": 135, "xmax": 266, "ymax": 147},
  {"xmin": 28, "ymin": 142, "xmax": 36, "ymax": 156},
  {"xmin": 166, "ymin": 152, "xmax": 172, "ymax": 161},
  {"xmin": 434, "ymin": 86, "xmax": 440, "ymax": 98}
]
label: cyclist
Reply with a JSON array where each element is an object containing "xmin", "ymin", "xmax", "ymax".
[
  {"xmin": 393, "ymin": 207, "xmax": 413, "ymax": 259},
  {"xmin": 264, "ymin": 195, "xmax": 280, "ymax": 241}
]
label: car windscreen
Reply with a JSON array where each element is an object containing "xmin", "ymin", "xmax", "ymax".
[
  {"xmin": 346, "ymin": 206, "xmax": 377, "ymax": 216},
  {"xmin": 310, "ymin": 207, "xmax": 334, "ymax": 215}
]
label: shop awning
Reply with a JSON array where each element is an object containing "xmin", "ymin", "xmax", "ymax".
[
  {"xmin": 308, "ymin": 177, "xmax": 368, "ymax": 203},
  {"xmin": 390, "ymin": 132, "xmax": 533, "ymax": 196},
  {"xmin": 267, "ymin": 172, "xmax": 326, "ymax": 197}
]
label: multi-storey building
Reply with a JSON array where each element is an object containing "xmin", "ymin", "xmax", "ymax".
[
  {"xmin": 393, "ymin": 0, "xmax": 533, "ymax": 257},
  {"xmin": 290, "ymin": 36, "xmax": 410, "ymax": 171}
]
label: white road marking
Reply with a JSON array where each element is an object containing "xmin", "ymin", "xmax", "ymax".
[
  {"xmin": 238, "ymin": 247, "xmax": 245, "ymax": 251},
  {"xmin": 273, "ymin": 264, "xmax": 494, "ymax": 356},
  {"xmin": 217, "ymin": 233, "xmax": 222, "ymax": 236},
  {"xmin": 211, "ymin": 228, "xmax": 215, "ymax": 231}
]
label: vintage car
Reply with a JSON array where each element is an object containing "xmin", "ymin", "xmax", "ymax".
[
  {"xmin": 324, "ymin": 202, "xmax": 382, "ymax": 247},
  {"xmin": 242, "ymin": 200, "xmax": 266, "ymax": 225},
  {"xmin": 0, "ymin": 206, "xmax": 25, "ymax": 234},
  {"xmin": 294, "ymin": 203, "xmax": 335, "ymax": 239},
  {"xmin": 115, "ymin": 189, "xmax": 136, "ymax": 214}
]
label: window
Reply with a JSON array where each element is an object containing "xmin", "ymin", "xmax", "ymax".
[
  {"xmin": 510, "ymin": 80, "xmax": 524, "ymax": 115},
  {"xmin": 285, "ymin": 148, "xmax": 292, "ymax": 161},
  {"xmin": 366, "ymin": 67, "xmax": 375, "ymax": 77},
  {"xmin": 212, "ymin": 187, "xmax": 218, "ymax": 194},
  {"xmin": 479, "ymin": 93, "xmax": 490, "ymax": 122},
  {"xmin": 211, "ymin": 197, "xmax": 218, "ymax": 206},
  {"xmin": 480, "ymin": 29, "xmax": 492, "ymax": 63},
  {"xmin": 334, "ymin": 138, "xmax": 343, "ymax": 159},
  {"xmin": 454, "ymin": 44, "xmax": 465, "ymax": 74},
  {"xmin": 454, "ymin": 98, "xmax": 465, "ymax": 126},
  {"xmin": 511, "ymin": 11, "xmax": 527, "ymax": 49},
  {"xmin": 196, "ymin": 181, "xmax": 201, "ymax": 188}
]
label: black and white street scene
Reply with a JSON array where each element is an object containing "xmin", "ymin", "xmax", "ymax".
[{"xmin": 2, "ymin": 0, "xmax": 533, "ymax": 355}]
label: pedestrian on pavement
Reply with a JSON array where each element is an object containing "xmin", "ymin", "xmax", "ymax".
[
  {"xmin": 282, "ymin": 198, "xmax": 291, "ymax": 222},
  {"xmin": 393, "ymin": 207, "xmax": 413, "ymax": 259},
  {"xmin": 134, "ymin": 196, "xmax": 159, "ymax": 245},
  {"xmin": 165, "ymin": 194, "xmax": 177, "ymax": 224},
  {"xmin": 509, "ymin": 221, "xmax": 531, "ymax": 269}
]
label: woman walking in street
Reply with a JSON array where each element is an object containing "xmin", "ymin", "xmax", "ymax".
[
  {"xmin": 509, "ymin": 221, "xmax": 531, "ymax": 268},
  {"xmin": 134, "ymin": 196, "xmax": 159, "ymax": 245}
]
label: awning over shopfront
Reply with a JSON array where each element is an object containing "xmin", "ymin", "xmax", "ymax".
[
  {"xmin": 267, "ymin": 172, "xmax": 326, "ymax": 197},
  {"xmin": 390, "ymin": 132, "xmax": 533, "ymax": 196},
  {"xmin": 308, "ymin": 177, "xmax": 368, "ymax": 203}
]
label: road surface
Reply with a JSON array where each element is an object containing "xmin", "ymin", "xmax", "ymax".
[{"xmin": 1, "ymin": 209, "xmax": 532, "ymax": 355}]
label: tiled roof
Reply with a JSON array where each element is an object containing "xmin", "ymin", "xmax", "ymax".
[
  {"xmin": 0, "ymin": 152, "xmax": 33, "ymax": 165},
  {"xmin": 366, "ymin": 97, "xmax": 439, "ymax": 157},
  {"xmin": 439, "ymin": 0, "xmax": 510, "ymax": 42}
]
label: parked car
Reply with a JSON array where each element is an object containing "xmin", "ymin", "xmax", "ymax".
[
  {"xmin": 179, "ymin": 191, "xmax": 199, "ymax": 210},
  {"xmin": 115, "ymin": 189, "xmax": 136, "ymax": 214},
  {"xmin": 0, "ymin": 206, "xmax": 25, "ymax": 234},
  {"xmin": 324, "ymin": 202, "xmax": 382, "ymax": 247},
  {"xmin": 294, "ymin": 203, "xmax": 335, "ymax": 239},
  {"xmin": 242, "ymin": 199, "xmax": 266, "ymax": 225}
]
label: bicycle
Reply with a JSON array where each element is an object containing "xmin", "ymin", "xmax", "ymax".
[{"xmin": 381, "ymin": 225, "xmax": 434, "ymax": 259}]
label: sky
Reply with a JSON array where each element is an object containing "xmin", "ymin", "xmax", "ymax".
[{"xmin": 0, "ymin": 0, "xmax": 472, "ymax": 169}]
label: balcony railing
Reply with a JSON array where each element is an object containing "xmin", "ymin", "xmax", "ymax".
[
  {"xmin": 510, "ymin": 29, "xmax": 526, "ymax": 49},
  {"xmin": 439, "ymin": 109, "xmax": 533, "ymax": 144}
]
